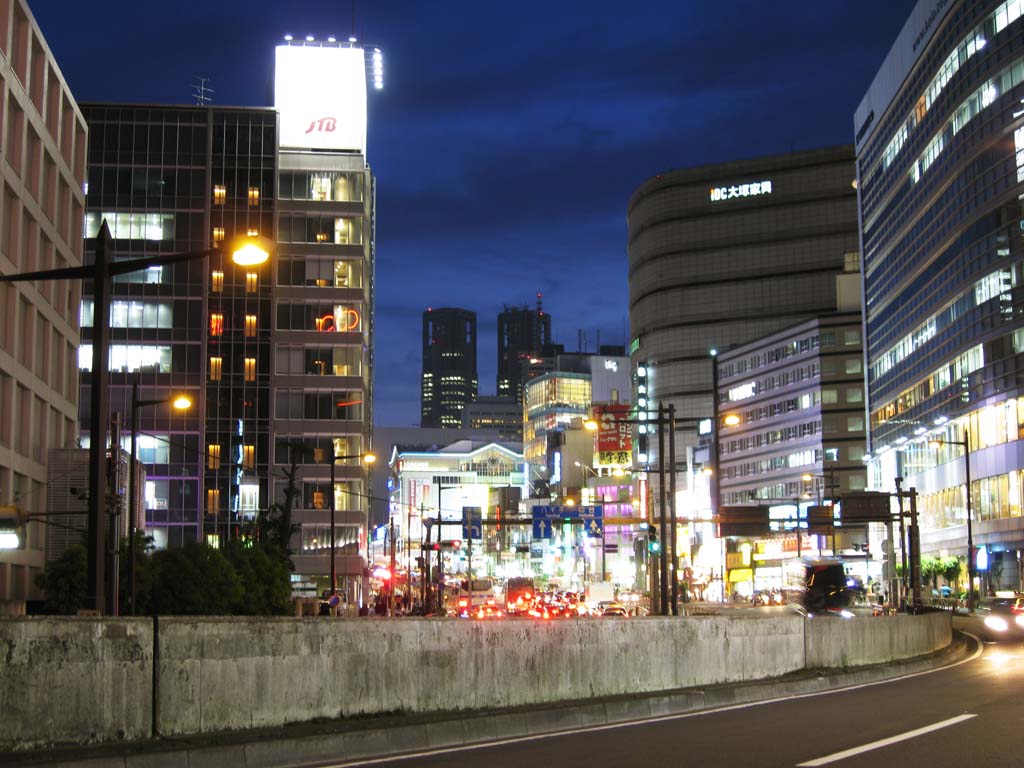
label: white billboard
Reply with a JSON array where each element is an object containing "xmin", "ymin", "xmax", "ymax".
[{"xmin": 275, "ymin": 45, "xmax": 367, "ymax": 153}]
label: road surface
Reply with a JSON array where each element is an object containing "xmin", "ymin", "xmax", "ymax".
[{"xmin": 316, "ymin": 634, "xmax": 1017, "ymax": 768}]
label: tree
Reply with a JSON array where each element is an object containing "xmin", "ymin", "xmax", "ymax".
[
  {"xmin": 145, "ymin": 541, "xmax": 244, "ymax": 615},
  {"xmin": 34, "ymin": 545, "xmax": 87, "ymax": 614},
  {"xmin": 248, "ymin": 440, "xmax": 305, "ymax": 565},
  {"xmin": 224, "ymin": 540, "xmax": 292, "ymax": 615}
]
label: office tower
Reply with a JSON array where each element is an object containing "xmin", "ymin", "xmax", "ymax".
[
  {"xmin": 421, "ymin": 307, "xmax": 477, "ymax": 428},
  {"xmin": 497, "ymin": 298, "xmax": 551, "ymax": 404},
  {"xmin": 858, "ymin": 0, "xmax": 1024, "ymax": 586}
]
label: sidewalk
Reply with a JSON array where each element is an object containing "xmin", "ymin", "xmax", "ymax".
[{"xmin": 1, "ymin": 634, "xmax": 973, "ymax": 768}]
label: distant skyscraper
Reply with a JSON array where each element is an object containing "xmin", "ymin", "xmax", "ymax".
[
  {"xmin": 497, "ymin": 297, "xmax": 552, "ymax": 404},
  {"xmin": 421, "ymin": 307, "xmax": 477, "ymax": 428}
]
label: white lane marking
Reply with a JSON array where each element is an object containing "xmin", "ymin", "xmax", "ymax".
[
  {"xmin": 795, "ymin": 713, "xmax": 977, "ymax": 766},
  {"xmin": 310, "ymin": 635, "xmax": 985, "ymax": 768}
]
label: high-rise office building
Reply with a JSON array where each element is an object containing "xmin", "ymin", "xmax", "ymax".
[
  {"xmin": 497, "ymin": 299, "xmax": 551, "ymax": 404},
  {"xmin": 0, "ymin": 0, "xmax": 86, "ymax": 602},
  {"xmin": 272, "ymin": 40, "xmax": 377, "ymax": 600},
  {"xmin": 421, "ymin": 307, "xmax": 477, "ymax": 428},
  {"xmin": 80, "ymin": 104, "xmax": 276, "ymax": 550},
  {"xmin": 858, "ymin": 0, "xmax": 1024, "ymax": 587},
  {"xmin": 628, "ymin": 147, "xmax": 860, "ymax": 469},
  {"xmin": 73, "ymin": 38, "xmax": 380, "ymax": 602}
]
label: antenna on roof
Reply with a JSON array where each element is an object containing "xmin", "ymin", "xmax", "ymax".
[
  {"xmin": 192, "ymin": 76, "xmax": 214, "ymax": 106},
  {"xmin": 536, "ymin": 292, "xmax": 543, "ymax": 315}
]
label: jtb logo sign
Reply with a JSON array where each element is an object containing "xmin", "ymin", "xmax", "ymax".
[{"xmin": 305, "ymin": 117, "xmax": 337, "ymax": 134}]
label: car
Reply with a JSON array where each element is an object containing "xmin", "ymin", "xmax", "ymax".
[
  {"xmin": 600, "ymin": 603, "xmax": 629, "ymax": 617},
  {"xmin": 473, "ymin": 602, "xmax": 504, "ymax": 620},
  {"xmin": 963, "ymin": 598, "xmax": 1024, "ymax": 641}
]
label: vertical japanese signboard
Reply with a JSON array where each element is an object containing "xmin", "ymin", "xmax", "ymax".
[{"xmin": 593, "ymin": 404, "xmax": 631, "ymax": 466}]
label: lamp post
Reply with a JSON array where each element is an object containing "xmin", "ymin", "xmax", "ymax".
[
  {"xmin": 328, "ymin": 451, "xmax": 376, "ymax": 603},
  {"xmin": 128, "ymin": 379, "xmax": 192, "ymax": 615},
  {"xmin": 0, "ymin": 223, "xmax": 272, "ymax": 614},
  {"xmin": 929, "ymin": 427, "xmax": 975, "ymax": 613}
]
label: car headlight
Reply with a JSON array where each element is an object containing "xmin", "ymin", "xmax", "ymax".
[
  {"xmin": 1014, "ymin": 614, "xmax": 1024, "ymax": 628},
  {"xmin": 984, "ymin": 615, "xmax": 1009, "ymax": 632}
]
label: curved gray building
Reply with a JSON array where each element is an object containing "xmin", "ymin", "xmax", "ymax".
[{"xmin": 628, "ymin": 146, "xmax": 860, "ymax": 459}]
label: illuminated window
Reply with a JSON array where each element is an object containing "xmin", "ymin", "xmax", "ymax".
[
  {"xmin": 244, "ymin": 314, "xmax": 257, "ymax": 337},
  {"xmin": 209, "ymin": 356, "xmax": 222, "ymax": 381},
  {"xmin": 211, "ymin": 270, "xmax": 224, "ymax": 292},
  {"xmin": 244, "ymin": 357, "xmax": 256, "ymax": 382},
  {"xmin": 242, "ymin": 444, "xmax": 255, "ymax": 470},
  {"xmin": 209, "ymin": 313, "xmax": 224, "ymax": 336},
  {"xmin": 208, "ymin": 444, "xmax": 221, "ymax": 470},
  {"xmin": 312, "ymin": 490, "xmax": 325, "ymax": 509},
  {"xmin": 213, "ymin": 226, "xmax": 225, "ymax": 244},
  {"xmin": 246, "ymin": 228, "xmax": 258, "ymax": 237},
  {"xmin": 213, "ymin": 185, "xmax": 226, "ymax": 205},
  {"xmin": 316, "ymin": 232, "xmax": 328, "ymax": 243},
  {"xmin": 248, "ymin": 187, "xmax": 259, "ymax": 206},
  {"xmin": 206, "ymin": 488, "xmax": 221, "ymax": 514},
  {"xmin": 245, "ymin": 272, "xmax": 257, "ymax": 293}
]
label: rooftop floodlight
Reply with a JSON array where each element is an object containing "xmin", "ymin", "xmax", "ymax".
[
  {"xmin": 349, "ymin": 36, "xmax": 358, "ymax": 42},
  {"xmin": 328, "ymin": 36, "xmax": 337, "ymax": 42},
  {"xmin": 284, "ymin": 34, "xmax": 293, "ymax": 41},
  {"xmin": 306, "ymin": 35, "xmax": 314, "ymax": 41}
]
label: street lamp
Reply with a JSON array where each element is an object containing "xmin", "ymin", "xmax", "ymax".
[
  {"xmin": 0, "ymin": 223, "xmax": 272, "ymax": 613},
  {"xmin": 127, "ymin": 382, "xmax": 192, "ymax": 615},
  {"xmin": 929, "ymin": 426, "xmax": 975, "ymax": 613},
  {"xmin": 328, "ymin": 451, "xmax": 376, "ymax": 603}
]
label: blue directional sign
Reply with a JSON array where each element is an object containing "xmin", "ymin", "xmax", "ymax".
[
  {"xmin": 531, "ymin": 505, "xmax": 553, "ymax": 539},
  {"xmin": 581, "ymin": 505, "xmax": 604, "ymax": 538},
  {"xmin": 461, "ymin": 506, "xmax": 482, "ymax": 540}
]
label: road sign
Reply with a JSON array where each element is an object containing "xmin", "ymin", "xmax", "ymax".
[
  {"xmin": 807, "ymin": 504, "xmax": 835, "ymax": 535},
  {"xmin": 532, "ymin": 516, "xmax": 554, "ymax": 540},
  {"xmin": 461, "ymin": 506, "xmax": 482, "ymax": 540},
  {"xmin": 838, "ymin": 492, "xmax": 892, "ymax": 523},
  {"xmin": 581, "ymin": 505, "xmax": 604, "ymax": 537},
  {"xmin": 718, "ymin": 505, "xmax": 771, "ymax": 537}
]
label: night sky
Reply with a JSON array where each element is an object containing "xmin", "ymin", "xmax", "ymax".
[{"xmin": 33, "ymin": 1, "xmax": 915, "ymax": 426}]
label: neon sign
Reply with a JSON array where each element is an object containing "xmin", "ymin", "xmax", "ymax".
[
  {"xmin": 709, "ymin": 180, "xmax": 773, "ymax": 201},
  {"xmin": 315, "ymin": 308, "xmax": 360, "ymax": 332}
]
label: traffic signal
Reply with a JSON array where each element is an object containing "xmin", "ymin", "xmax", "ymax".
[
  {"xmin": 648, "ymin": 524, "xmax": 660, "ymax": 554},
  {"xmin": 0, "ymin": 506, "xmax": 25, "ymax": 550}
]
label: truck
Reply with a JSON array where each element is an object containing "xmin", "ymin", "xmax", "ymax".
[
  {"xmin": 454, "ymin": 578, "xmax": 497, "ymax": 617},
  {"xmin": 584, "ymin": 582, "xmax": 615, "ymax": 610},
  {"xmin": 505, "ymin": 576, "xmax": 536, "ymax": 614}
]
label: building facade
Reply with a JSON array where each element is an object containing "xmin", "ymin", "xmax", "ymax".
[
  {"xmin": 628, "ymin": 146, "xmax": 860, "ymax": 470},
  {"xmin": 715, "ymin": 310, "xmax": 871, "ymax": 594},
  {"xmin": 0, "ymin": 0, "xmax": 86, "ymax": 602},
  {"xmin": 421, "ymin": 307, "xmax": 477, "ymax": 428},
  {"xmin": 858, "ymin": 0, "xmax": 1024, "ymax": 590},
  {"xmin": 81, "ymin": 104, "xmax": 277, "ymax": 550},
  {"xmin": 497, "ymin": 300, "xmax": 551, "ymax": 404},
  {"xmin": 272, "ymin": 40, "xmax": 377, "ymax": 599},
  {"xmin": 461, "ymin": 396, "xmax": 521, "ymax": 440}
]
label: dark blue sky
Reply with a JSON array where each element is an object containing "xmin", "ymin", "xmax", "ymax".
[{"xmin": 33, "ymin": 1, "xmax": 915, "ymax": 426}]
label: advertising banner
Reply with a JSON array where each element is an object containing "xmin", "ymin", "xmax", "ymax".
[
  {"xmin": 275, "ymin": 45, "xmax": 367, "ymax": 153},
  {"xmin": 593, "ymin": 404, "xmax": 631, "ymax": 466}
]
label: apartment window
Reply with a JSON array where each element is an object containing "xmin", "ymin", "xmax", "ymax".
[
  {"xmin": 248, "ymin": 187, "xmax": 259, "ymax": 206},
  {"xmin": 245, "ymin": 272, "xmax": 257, "ymax": 293},
  {"xmin": 246, "ymin": 228, "xmax": 258, "ymax": 237},
  {"xmin": 206, "ymin": 488, "xmax": 221, "ymax": 514},
  {"xmin": 209, "ymin": 356, "xmax": 223, "ymax": 381},
  {"xmin": 208, "ymin": 444, "xmax": 221, "ymax": 470},
  {"xmin": 845, "ymin": 358, "xmax": 862, "ymax": 375},
  {"xmin": 847, "ymin": 416, "xmax": 864, "ymax": 432},
  {"xmin": 211, "ymin": 270, "xmax": 224, "ymax": 292},
  {"xmin": 209, "ymin": 313, "xmax": 224, "ymax": 336},
  {"xmin": 242, "ymin": 444, "xmax": 255, "ymax": 471},
  {"xmin": 213, "ymin": 185, "xmax": 226, "ymax": 205},
  {"xmin": 244, "ymin": 314, "xmax": 257, "ymax": 338},
  {"xmin": 244, "ymin": 357, "xmax": 256, "ymax": 382},
  {"xmin": 213, "ymin": 226, "xmax": 225, "ymax": 244}
]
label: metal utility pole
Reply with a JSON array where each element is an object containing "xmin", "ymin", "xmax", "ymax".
[
  {"xmin": 908, "ymin": 487, "xmax": 922, "ymax": 612},
  {"xmin": 657, "ymin": 403, "xmax": 669, "ymax": 616},
  {"xmin": 669, "ymin": 403, "xmax": 678, "ymax": 616},
  {"xmin": 106, "ymin": 412, "xmax": 121, "ymax": 616},
  {"xmin": 895, "ymin": 476, "xmax": 907, "ymax": 609},
  {"xmin": 388, "ymin": 516, "xmax": 396, "ymax": 616}
]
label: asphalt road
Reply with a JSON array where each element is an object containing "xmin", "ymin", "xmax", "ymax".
[{"xmin": 319, "ymin": 634, "xmax": 1020, "ymax": 768}]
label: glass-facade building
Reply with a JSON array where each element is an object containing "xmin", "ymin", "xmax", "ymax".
[
  {"xmin": 421, "ymin": 307, "xmax": 477, "ymax": 428},
  {"xmin": 858, "ymin": 0, "xmax": 1024, "ymax": 589},
  {"xmin": 80, "ymin": 104, "xmax": 276, "ymax": 549}
]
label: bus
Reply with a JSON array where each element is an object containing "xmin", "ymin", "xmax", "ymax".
[
  {"xmin": 454, "ymin": 578, "xmax": 496, "ymax": 617},
  {"xmin": 505, "ymin": 577, "xmax": 536, "ymax": 614}
]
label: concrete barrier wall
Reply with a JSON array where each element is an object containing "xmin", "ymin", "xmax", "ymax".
[
  {"xmin": 0, "ymin": 612, "xmax": 951, "ymax": 748},
  {"xmin": 156, "ymin": 614, "xmax": 805, "ymax": 735},
  {"xmin": 805, "ymin": 612, "xmax": 951, "ymax": 668},
  {"xmin": 0, "ymin": 618, "xmax": 153, "ymax": 750}
]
